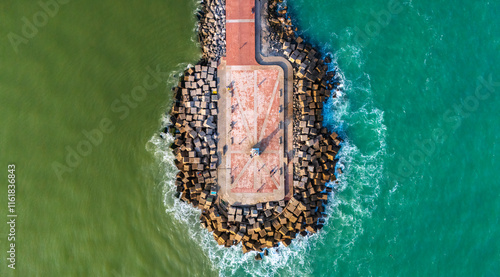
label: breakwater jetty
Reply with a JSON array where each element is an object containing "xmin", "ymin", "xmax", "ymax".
[{"xmin": 165, "ymin": 0, "xmax": 343, "ymax": 258}]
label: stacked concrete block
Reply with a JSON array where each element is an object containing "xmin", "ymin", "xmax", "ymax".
[
  {"xmin": 170, "ymin": 58, "xmax": 220, "ymax": 211},
  {"xmin": 197, "ymin": 0, "xmax": 226, "ymax": 61}
]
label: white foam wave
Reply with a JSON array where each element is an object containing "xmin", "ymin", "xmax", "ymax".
[
  {"xmin": 318, "ymin": 41, "xmax": 387, "ymax": 268},
  {"xmin": 147, "ymin": 32, "xmax": 388, "ymax": 276},
  {"xmin": 149, "ymin": 129, "xmax": 312, "ymax": 276}
]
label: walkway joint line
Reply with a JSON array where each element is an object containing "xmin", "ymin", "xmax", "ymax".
[{"xmin": 227, "ymin": 19, "xmax": 255, "ymax": 23}]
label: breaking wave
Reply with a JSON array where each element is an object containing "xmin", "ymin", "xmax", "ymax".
[{"xmin": 147, "ymin": 27, "xmax": 387, "ymax": 275}]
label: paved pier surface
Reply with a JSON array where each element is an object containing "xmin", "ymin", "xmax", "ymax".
[
  {"xmin": 225, "ymin": 0, "xmax": 258, "ymax": 65},
  {"xmin": 218, "ymin": 0, "xmax": 292, "ymax": 205}
]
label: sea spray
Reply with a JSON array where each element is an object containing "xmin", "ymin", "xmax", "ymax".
[
  {"xmin": 147, "ymin": 0, "xmax": 388, "ymax": 275},
  {"xmin": 148, "ymin": 100, "xmax": 387, "ymax": 277},
  {"xmin": 148, "ymin": 55, "xmax": 385, "ymax": 275},
  {"xmin": 149, "ymin": 120, "xmax": 325, "ymax": 276}
]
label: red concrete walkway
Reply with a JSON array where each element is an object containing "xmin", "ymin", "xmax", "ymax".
[{"xmin": 226, "ymin": 0, "xmax": 258, "ymax": 65}]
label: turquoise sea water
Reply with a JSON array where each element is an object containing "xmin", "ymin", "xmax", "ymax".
[
  {"xmin": 156, "ymin": 0, "xmax": 500, "ymax": 275},
  {"xmin": 1, "ymin": 0, "xmax": 499, "ymax": 276}
]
